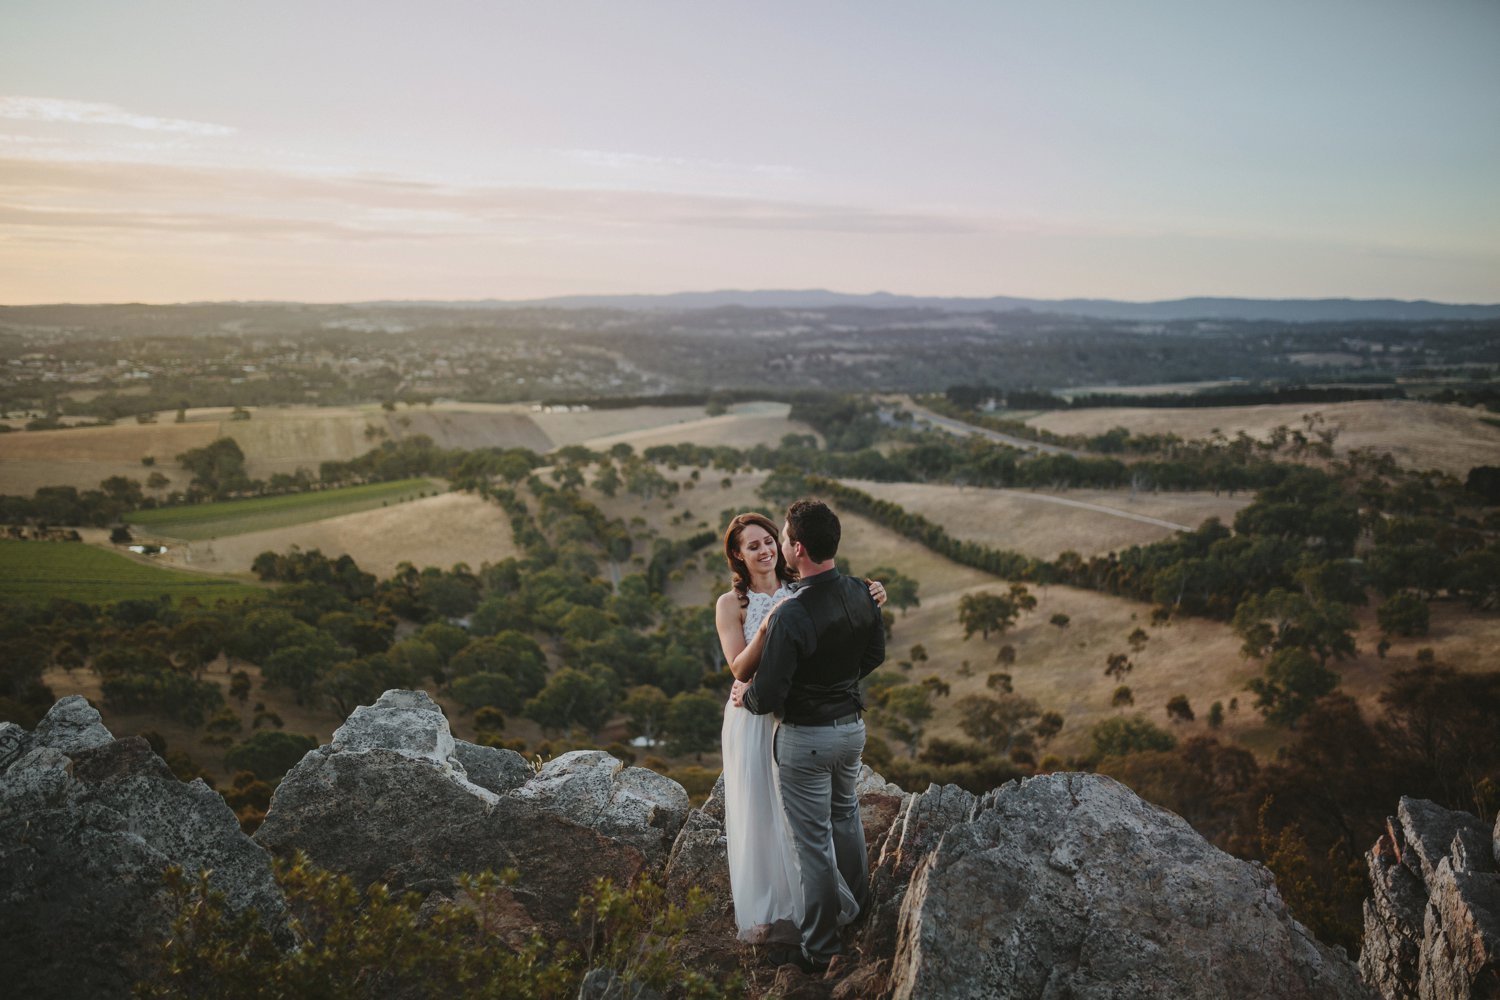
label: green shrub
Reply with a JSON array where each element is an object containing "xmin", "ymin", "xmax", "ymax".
[{"xmin": 135, "ymin": 855, "xmax": 736, "ymax": 999}]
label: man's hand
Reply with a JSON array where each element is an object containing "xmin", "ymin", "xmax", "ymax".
[{"xmin": 730, "ymin": 679, "xmax": 749, "ymax": 707}]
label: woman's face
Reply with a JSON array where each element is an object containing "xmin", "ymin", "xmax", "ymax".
[{"xmin": 736, "ymin": 524, "xmax": 779, "ymax": 576}]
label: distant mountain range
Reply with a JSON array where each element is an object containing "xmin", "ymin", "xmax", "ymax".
[{"xmin": 432, "ymin": 290, "xmax": 1500, "ymax": 323}]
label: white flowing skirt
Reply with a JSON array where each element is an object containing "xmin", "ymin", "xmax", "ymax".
[{"xmin": 721, "ymin": 697, "xmax": 857, "ymax": 942}]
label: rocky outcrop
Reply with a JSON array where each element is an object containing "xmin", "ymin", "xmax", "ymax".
[
  {"xmin": 1362, "ymin": 796, "xmax": 1500, "ymax": 999},
  {"xmin": 0, "ymin": 699, "xmax": 284, "ymax": 1000},
  {"xmin": 12, "ymin": 691, "xmax": 1444, "ymax": 999},
  {"xmin": 886, "ymin": 773, "xmax": 1373, "ymax": 1000},
  {"xmin": 254, "ymin": 689, "xmax": 682, "ymax": 940}
]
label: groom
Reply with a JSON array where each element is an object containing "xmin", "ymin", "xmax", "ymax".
[{"xmin": 733, "ymin": 497, "xmax": 885, "ymax": 972}]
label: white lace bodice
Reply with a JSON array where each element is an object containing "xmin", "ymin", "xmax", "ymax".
[{"xmin": 742, "ymin": 585, "xmax": 791, "ymax": 643}]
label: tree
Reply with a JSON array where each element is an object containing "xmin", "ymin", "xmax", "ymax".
[
  {"xmin": 1165, "ymin": 694, "xmax": 1195, "ymax": 723},
  {"xmin": 1208, "ymin": 701, "xmax": 1225, "ymax": 729},
  {"xmin": 261, "ymin": 633, "xmax": 346, "ymax": 704},
  {"xmin": 1104, "ymin": 652, "xmax": 1133, "ymax": 682},
  {"xmin": 1127, "ymin": 628, "xmax": 1149, "ymax": 653},
  {"xmin": 1376, "ymin": 593, "xmax": 1430, "ymax": 638},
  {"xmin": 1049, "ymin": 613, "xmax": 1071, "ymax": 629},
  {"xmin": 875, "ymin": 684, "xmax": 933, "ymax": 758},
  {"xmin": 865, "ymin": 566, "xmax": 921, "ymax": 613},
  {"xmin": 222, "ymin": 731, "xmax": 318, "ymax": 781},
  {"xmin": 1246, "ymin": 648, "xmax": 1338, "ymax": 727},
  {"xmin": 1111, "ymin": 685, "xmax": 1134, "ymax": 708},
  {"xmin": 663, "ymin": 690, "xmax": 721, "ymax": 760},
  {"xmin": 1232, "ymin": 588, "xmax": 1357, "ymax": 667},
  {"xmin": 956, "ymin": 692, "xmax": 1040, "ymax": 755},
  {"xmin": 448, "ymin": 632, "xmax": 546, "ymax": 710},
  {"xmin": 1035, "ymin": 711, "xmax": 1064, "ymax": 744},
  {"xmin": 175, "ymin": 437, "xmax": 250, "ymax": 496},
  {"xmin": 621, "ymin": 685, "xmax": 670, "ymax": 747},
  {"xmin": 958, "ymin": 584, "xmax": 1035, "ymax": 641},
  {"xmin": 1090, "ymin": 715, "xmax": 1177, "ymax": 757},
  {"xmin": 525, "ymin": 665, "xmax": 618, "ymax": 736}
]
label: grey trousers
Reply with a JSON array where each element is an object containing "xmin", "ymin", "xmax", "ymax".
[{"xmin": 775, "ymin": 718, "xmax": 868, "ymax": 962}]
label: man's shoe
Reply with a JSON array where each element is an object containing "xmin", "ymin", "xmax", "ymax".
[
  {"xmin": 765, "ymin": 945, "xmax": 832, "ymax": 976},
  {"xmin": 764, "ymin": 945, "xmax": 802, "ymax": 968}
]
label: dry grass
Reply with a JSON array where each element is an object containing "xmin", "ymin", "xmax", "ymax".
[
  {"xmin": 144, "ymin": 489, "xmax": 520, "ymax": 579},
  {"xmin": 0, "ymin": 403, "xmax": 553, "ymax": 494},
  {"xmin": 846, "ymin": 480, "xmax": 1250, "ymax": 560},
  {"xmin": 536, "ymin": 401, "xmax": 814, "ymax": 452},
  {"xmin": 0, "ymin": 402, "xmax": 811, "ymax": 494},
  {"xmin": 1026, "ymin": 399, "xmax": 1500, "ymax": 477}
]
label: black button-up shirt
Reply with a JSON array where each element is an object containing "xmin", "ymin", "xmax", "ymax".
[{"xmin": 743, "ymin": 568, "xmax": 885, "ymax": 724}]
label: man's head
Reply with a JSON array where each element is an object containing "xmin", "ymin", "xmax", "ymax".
[{"xmin": 782, "ymin": 498, "xmax": 841, "ymax": 568}]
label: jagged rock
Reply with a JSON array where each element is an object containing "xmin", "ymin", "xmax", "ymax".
[
  {"xmin": 888, "ymin": 773, "xmax": 1371, "ymax": 1000},
  {"xmin": 513, "ymin": 750, "xmax": 690, "ymax": 867},
  {"xmin": 1400, "ymin": 797, "xmax": 1492, "ymax": 886},
  {"xmin": 863, "ymin": 782, "xmax": 975, "ymax": 957},
  {"xmin": 31, "ymin": 694, "xmax": 115, "ymax": 756},
  {"xmin": 332, "ymin": 688, "xmax": 459, "ymax": 762},
  {"xmin": 1364, "ymin": 797, "xmax": 1500, "ymax": 1000},
  {"xmin": 662, "ymin": 778, "xmax": 739, "ymax": 971},
  {"xmin": 1, "ymin": 707, "xmax": 284, "ymax": 1000},
  {"xmin": 0, "ymin": 696, "xmax": 114, "ymax": 777},
  {"xmin": 1362, "ymin": 831, "xmax": 1428, "ymax": 1000},
  {"xmin": 255, "ymin": 691, "xmax": 680, "ymax": 942},
  {"xmin": 0, "ymin": 721, "xmax": 28, "ymax": 772},
  {"xmin": 855, "ymin": 764, "xmax": 910, "ymax": 856},
  {"xmin": 1419, "ymin": 859, "xmax": 1500, "ymax": 999},
  {"xmin": 453, "ymin": 738, "xmax": 532, "ymax": 796}
]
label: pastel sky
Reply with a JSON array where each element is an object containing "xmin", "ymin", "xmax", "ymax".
[{"xmin": 2, "ymin": 1, "xmax": 1498, "ymax": 304}]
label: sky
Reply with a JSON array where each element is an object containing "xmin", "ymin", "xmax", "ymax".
[{"xmin": 2, "ymin": 1, "xmax": 1498, "ymax": 305}]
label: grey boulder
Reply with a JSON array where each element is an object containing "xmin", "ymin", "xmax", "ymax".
[{"xmin": 888, "ymin": 772, "xmax": 1372, "ymax": 1000}]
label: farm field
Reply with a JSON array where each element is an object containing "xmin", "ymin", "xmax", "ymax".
[
  {"xmin": 845, "ymin": 480, "xmax": 1251, "ymax": 560},
  {"xmin": 126, "ymin": 478, "xmax": 442, "ymax": 540},
  {"xmin": 1026, "ymin": 399, "xmax": 1500, "ymax": 477},
  {"xmin": 0, "ymin": 540, "xmax": 262, "ymax": 606},
  {"xmin": 150, "ymin": 489, "xmax": 521, "ymax": 579},
  {"xmin": 0, "ymin": 401, "xmax": 809, "ymax": 495},
  {"xmin": 0, "ymin": 403, "xmax": 548, "ymax": 494},
  {"xmin": 533, "ymin": 401, "xmax": 815, "ymax": 452}
]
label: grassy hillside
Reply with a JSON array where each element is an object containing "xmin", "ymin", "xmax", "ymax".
[
  {"xmin": 0, "ymin": 541, "xmax": 262, "ymax": 605},
  {"xmin": 1026, "ymin": 399, "xmax": 1500, "ymax": 477},
  {"xmin": 845, "ymin": 480, "xmax": 1251, "ymax": 560},
  {"xmin": 127, "ymin": 478, "xmax": 442, "ymax": 540},
  {"xmin": 148, "ymin": 489, "xmax": 522, "ymax": 579}
]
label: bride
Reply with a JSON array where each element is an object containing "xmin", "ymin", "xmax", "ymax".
[{"xmin": 713, "ymin": 511, "xmax": 885, "ymax": 944}]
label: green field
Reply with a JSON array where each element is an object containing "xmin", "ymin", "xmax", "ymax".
[
  {"xmin": 126, "ymin": 478, "xmax": 442, "ymax": 540},
  {"xmin": 0, "ymin": 541, "xmax": 263, "ymax": 605}
]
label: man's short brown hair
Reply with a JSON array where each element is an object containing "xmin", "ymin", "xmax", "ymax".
[{"xmin": 785, "ymin": 498, "xmax": 841, "ymax": 563}]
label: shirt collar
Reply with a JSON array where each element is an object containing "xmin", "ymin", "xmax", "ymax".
[{"xmin": 790, "ymin": 567, "xmax": 839, "ymax": 592}]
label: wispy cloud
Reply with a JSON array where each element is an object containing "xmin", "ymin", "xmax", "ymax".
[
  {"xmin": 0, "ymin": 157, "xmax": 970, "ymax": 242},
  {"xmin": 0, "ymin": 97, "xmax": 235, "ymax": 136}
]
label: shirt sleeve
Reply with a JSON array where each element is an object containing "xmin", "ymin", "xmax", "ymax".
[
  {"xmin": 858, "ymin": 590, "xmax": 886, "ymax": 679},
  {"xmin": 743, "ymin": 600, "xmax": 811, "ymax": 716}
]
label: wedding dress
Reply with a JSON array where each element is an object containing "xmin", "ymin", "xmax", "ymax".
[{"xmin": 721, "ymin": 586, "xmax": 858, "ymax": 943}]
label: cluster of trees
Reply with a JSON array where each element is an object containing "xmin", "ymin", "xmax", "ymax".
[{"xmin": 1091, "ymin": 661, "xmax": 1500, "ymax": 952}]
